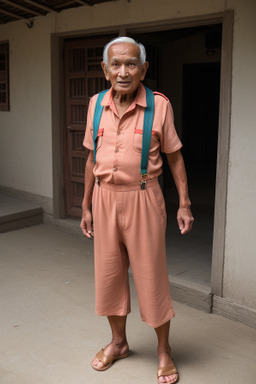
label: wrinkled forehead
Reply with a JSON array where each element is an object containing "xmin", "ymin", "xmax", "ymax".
[{"xmin": 108, "ymin": 42, "xmax": 140, "ymax": 62}]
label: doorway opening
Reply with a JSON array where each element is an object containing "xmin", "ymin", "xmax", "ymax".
[{"xmin": 129, "ymin": 24, "xmax": 222, "ymax": 288}]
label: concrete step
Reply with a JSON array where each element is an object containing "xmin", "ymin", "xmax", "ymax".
[
  {"xmin": 0, "ymin": 194, "xmax": 42, "ymax": 233},
  {"xmin": 169, "ymin": 275, "xmax": 212, "ymax": 313}
]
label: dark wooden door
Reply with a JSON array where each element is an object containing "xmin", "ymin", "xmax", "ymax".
[{"xmin": 64, "ymin": 36, "xmax": 114, "ymax": 217}]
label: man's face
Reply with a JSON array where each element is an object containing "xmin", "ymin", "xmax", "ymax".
[{"xmin": 101, "ymin": 42, "xmax": 149, "ymax": 95}]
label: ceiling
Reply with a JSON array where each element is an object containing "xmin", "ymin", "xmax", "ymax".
[{"xmin": 0, "ymin": 0, "xmax": 117, "ymax": 24}]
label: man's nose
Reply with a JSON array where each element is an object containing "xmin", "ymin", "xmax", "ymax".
[{"xmin": 118, "ymin": 65, "xmax": 128, "ymax": 77}]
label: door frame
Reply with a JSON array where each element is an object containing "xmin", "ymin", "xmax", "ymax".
[{"xmin": 51, "ymin": 10, "xmax": 234, "ymax": 298}]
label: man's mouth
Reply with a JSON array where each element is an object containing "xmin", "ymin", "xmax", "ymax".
[{"xmin": 118, "ymin": 81, "xmax": 131, "ymax": 85}]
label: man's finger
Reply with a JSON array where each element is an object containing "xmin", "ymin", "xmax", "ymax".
[
  {"xmin": 84, "ymin": 229, "xmax": 93, "ymax": 239},
  {"xmin": 177, "ymin": 207, "xmax": 194, "ymax": 235},
  {"xmin": 181, "ymin": 218, "xmax": 194, "ymax": 235},
  {"xmin": 86, "ymin": 223, "xmax": 93, "ymax": 236},
  {"xmin": 80, "ymin": 220, "xmax": 93, "ymax": 239},
  {"xmin": 181, "ymin": 223, "xmax": 189, "ymax": 235},
  {"xmin": 177, "ymin": 217, "xmax": 184, "ymax": 232}
]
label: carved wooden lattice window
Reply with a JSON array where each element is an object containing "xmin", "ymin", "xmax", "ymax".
[{"xmin": 0, "ymin": 43, "xmax": 9, "ymax": 111}]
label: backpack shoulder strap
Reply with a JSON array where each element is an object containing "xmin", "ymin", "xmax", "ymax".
[
  {"xmin": 93, "ymin": 89, "xmax": 109, "ymax": 163},
  {"xmin": 140, "ymin": 86, "xmax": 155, "ymax": 186}
]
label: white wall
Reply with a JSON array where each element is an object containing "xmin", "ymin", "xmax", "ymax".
[
  {"xmin": 0, "ymin": 14, "xmax": 55, "ymax": 200},
  {"xmin": 223, "ymin": 0, "xmax": 256, "ymax": 308},
  {"xmin": 0, "ymin": 0, "xmax": 256, "ymax": 310}
]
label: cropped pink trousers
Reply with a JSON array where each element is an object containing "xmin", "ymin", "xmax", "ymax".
[{"xmin": 92, "ymin": 178, "xmax": 175, "ymax": 328}]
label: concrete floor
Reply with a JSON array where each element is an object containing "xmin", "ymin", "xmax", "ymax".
[
  {"xmin": 164, "ymin": 174, "xmax": 215, "ymax": 288},
  {"xmin": 166, "ymin": 203, "xmax": 213, "ymax": 287},
  {"xmin": 1, "ymin": 224, "xmax": 256, "ymax": 384}
]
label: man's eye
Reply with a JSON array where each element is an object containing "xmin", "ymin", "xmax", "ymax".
[
  {"xmin": 112, "ymin": 63, "xmax": 119, "ymax": 67},
  {"xmin": 128, "ymin": 63, "xmax": 136, "ymax": 67}
]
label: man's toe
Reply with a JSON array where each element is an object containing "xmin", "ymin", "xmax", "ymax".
[
  {"xmin": 160, "ymin": 374, "xmax": 178, "ymax": 383},
  {"xmin": 170, "ymin": 374, "xmax": 178, "ymax": 383},
  {"xmin": 92, "ymin": 357, "xmax": 102, "ymax": 369}
]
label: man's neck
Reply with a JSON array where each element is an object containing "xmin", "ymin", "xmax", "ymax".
[{"xmin": 113, "ymin": 89, "xmax": 137, "ymax": 107}]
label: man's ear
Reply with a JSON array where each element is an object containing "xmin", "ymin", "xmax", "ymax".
[
  {"xmin": 101, "ymin": 61, "xmax": 110, "ymax": 81},
  {"xmin": 140, "ymin": 61, "xmax": 149, "ymax": 81}
]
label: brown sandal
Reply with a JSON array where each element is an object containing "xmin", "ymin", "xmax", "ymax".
[
  {"xmin": 91, "ymin": 348, "xmax": 130, "ymax": 371},
  {"xmin": 157, "ymin": 360, "xmax": 179, "ymax": 384}
]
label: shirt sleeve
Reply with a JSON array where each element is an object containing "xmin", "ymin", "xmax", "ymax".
[
  {"xmin": 159, "ymin": 98, "xmax": 182, "ymax": 154},
  {"xmin": 83, "ymin": 96, "xmax": 95, "ymax": 151}
]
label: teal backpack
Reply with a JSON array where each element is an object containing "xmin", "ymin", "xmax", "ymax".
[{"xmin": 93, "ymin": 86, "xmax": 155, "ymax": 189}]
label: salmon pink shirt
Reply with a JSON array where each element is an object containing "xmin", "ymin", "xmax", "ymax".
[{"xmin": 83, "ymin": 82, "xmax": 182, "ymax": 185}]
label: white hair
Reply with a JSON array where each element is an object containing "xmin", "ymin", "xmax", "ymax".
[{"xmin": 103, "ymin": 37, "xmax": 146, "ymax": 66}]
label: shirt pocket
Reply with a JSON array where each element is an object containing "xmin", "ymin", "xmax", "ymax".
[{"xmin": 132, "ymin": 129, "xmax": 157, "ymax": 153}]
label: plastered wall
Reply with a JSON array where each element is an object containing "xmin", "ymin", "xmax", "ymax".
[
  {"xmin": 222, "ymin": 0, "xmax": 256, "ymax": 308},
  {"xmin": 0, "ymin": 0, "xmax": 256, "ymax": 311},
  {"xmin": 0, "ymin": 15, "xmax": 55, "ymax": 199}
]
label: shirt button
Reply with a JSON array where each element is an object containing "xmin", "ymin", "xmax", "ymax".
[
  {"xmin": 113, "ymin": 167, "xmax": 117, "ymax": 172},
  {"xmin": 114, "ymin": 147, "xmax": 119, "ymax": 153},
  {"xmin": 117, "ymin": 130, "xmax": 121, "ymax": 135}
]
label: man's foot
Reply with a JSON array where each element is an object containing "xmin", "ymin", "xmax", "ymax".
[
  {"xmin": 157, "ymin": 349, "xmax": 179, "ymax": 384},
  {"xmin": 91, "ymin": 341, "xmax": 130, "ymax": 371}
]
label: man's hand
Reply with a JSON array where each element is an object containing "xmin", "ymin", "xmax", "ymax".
[
  {"xmin": 177, "ymin": 206, "xmax": 194, "ymax": 235},
  {"xmin": 80, "ymin": 208, "xmax": 94, "ymax": 239},
  {"xmin": 80, "ymin": 151, "xmax": 95, "ymax": 239}
]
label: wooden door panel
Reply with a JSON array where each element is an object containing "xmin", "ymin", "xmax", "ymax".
[{"xmin": 64, "ymin": 36, "xmax": 114, "ymax": 217}]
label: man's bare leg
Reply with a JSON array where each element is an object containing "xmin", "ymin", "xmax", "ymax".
[
  {"xmin": 91, "ymin": 315, "xmax": 129, "ymax": 369},
  {"xmin": 155, "ymin": 320, "xmax": 179, "ymax": 384}
]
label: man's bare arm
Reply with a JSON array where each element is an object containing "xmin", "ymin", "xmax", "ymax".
[
  {"xmin": 80, "ymin": 150, "xmax": 95, "ymax": 238},
  {"xmin": 166, "ymin": 150, "xmax": 194, "ymax": 235}
]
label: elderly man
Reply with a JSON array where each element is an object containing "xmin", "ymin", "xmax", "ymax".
[{"xmin": 80, "ymin": 36, "xmax": 193, "ymax": 384}]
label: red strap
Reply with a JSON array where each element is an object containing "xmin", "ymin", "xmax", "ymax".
[
  {"xmin": 153, "ymin": 91, "xmax": 169, "ymax": 101},
  {"xmin": 97, "ymin": 128, "xmax": 104, "ymax": 137},
  {"xmin": 135, "ymin": 128, "xmax": 156, "ymax": 135}
]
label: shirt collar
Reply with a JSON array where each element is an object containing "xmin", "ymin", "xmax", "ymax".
[{"xmin": 101, "ymin": 82, "xmax": 147, "ymax": 108}]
